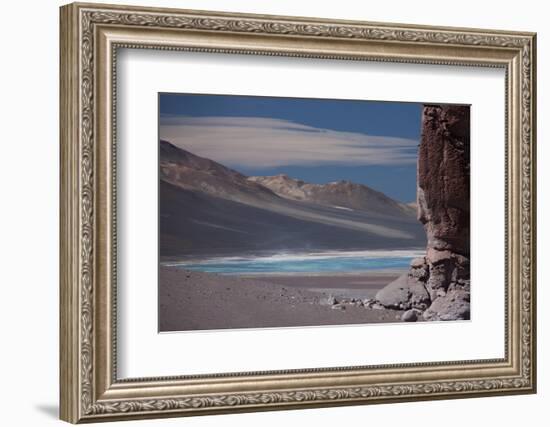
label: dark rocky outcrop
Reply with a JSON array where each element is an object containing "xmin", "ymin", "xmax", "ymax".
[{"xmin": 376, "ymin": 104, "xmax": 471, "ymax": 321}]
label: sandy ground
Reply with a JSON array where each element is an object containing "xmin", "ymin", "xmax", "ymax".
[{"xmin": 159, "ymin": 266, "xmax": 406, "ymax": 332}]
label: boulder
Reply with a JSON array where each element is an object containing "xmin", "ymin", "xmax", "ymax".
[
  {"xmin": 422, "ymin": 287, "xmax": 470, "ymax": 321},
  {"xmin": 426, "ymin": 248, "xmax": 453, "ymax": 265},
  {"xmin": 425, "ymin": 260, "xmax": 452, "ymax": 300},
  {"xmin": 410, "ymin": 257, "xmax": 429, "ymax": 281},
  {"xmin": 375, "ymin": 273, "xmax": 430, "ymax": 310},
  {"xmin": 410, "ymin": 257, "xmax": 427, "ymax": 268}
]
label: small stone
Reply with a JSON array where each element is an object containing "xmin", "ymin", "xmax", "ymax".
[
  {"xmin": 371, "ymin": 303, "xmax": 385, "ymax": 310},
  {"xmin": 331, "ymin": 304, "xmax": 346, "ymax": 310},
  {"xmin": 321, "ymin": 295, "xmax": 337, "ymax": 305},
  {"xmin": 401, "ymin": 310, "xmax": 418, "ymax": 322}
]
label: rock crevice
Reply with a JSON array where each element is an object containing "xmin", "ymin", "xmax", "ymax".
[{"xmin": 376, "ymin": 104, "xmax": 471, "ymax": 321}]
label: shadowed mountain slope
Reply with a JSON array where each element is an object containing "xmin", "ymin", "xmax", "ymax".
[{"xmin": 160, "ymin": 140, "xmax": 425, "ymax": 256}]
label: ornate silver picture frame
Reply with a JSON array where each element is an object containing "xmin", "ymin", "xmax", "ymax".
[{"xmin": 60, "ymin": 2, "xmax": 536, "ymax": 423}]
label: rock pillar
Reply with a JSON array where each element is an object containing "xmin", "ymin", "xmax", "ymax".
[{"xmin": 376, "ymin": 104, "xmax": 470, "ymax": 321}]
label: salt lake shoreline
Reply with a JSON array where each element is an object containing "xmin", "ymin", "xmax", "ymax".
[
  {"xmin": 160, "ymin": 248, "xmax": 425, "ymax": 264},
  {"xmin": 159, "ymin": 265, "xmax": 409, "ymax": 332}
]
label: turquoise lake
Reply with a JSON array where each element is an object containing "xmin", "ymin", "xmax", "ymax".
[{"xmin": 164, "ymin": 250, "xmax": 423, "ymax": 275}]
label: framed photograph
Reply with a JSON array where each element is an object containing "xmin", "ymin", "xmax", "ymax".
[{"xmin": 60, "ymin": 2, "xmax": 537, "ymax": 423}]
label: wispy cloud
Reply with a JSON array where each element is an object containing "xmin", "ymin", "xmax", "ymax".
[{"xmin": 160, "ymin": 116, "xmax": 418, "ymax": 168}]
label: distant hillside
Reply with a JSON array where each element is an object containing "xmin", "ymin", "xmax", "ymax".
[
  {"xmin": 249, "ymin": 174, "xmax": 415, "ymax": 218},
  {"xmin": 160, "ymin": 140, "xmax": 277, "ymax": 205},
  {"xmin": 159, "ymin": 140, "xmax": 425, "ymax": 256}
]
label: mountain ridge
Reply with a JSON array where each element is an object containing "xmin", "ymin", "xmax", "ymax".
[
  {"xmin": 161, "ymin": 140, "xmax": 414, "ymax": 219},
  {"xmin": 248, "ymin": 173, "xmax": 415, "ymax": 217},
  {"xmin": 160, "ymin": 140, "xmax": 279, "ymax": 205}
]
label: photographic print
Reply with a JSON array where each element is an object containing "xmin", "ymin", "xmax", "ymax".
[{"xmin": 158, "ymin": 93, "xmax": 470, "ymax": 332}]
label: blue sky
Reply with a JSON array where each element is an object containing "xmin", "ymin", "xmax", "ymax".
[{"xmin": 159, "ymin": 93, "xmax": 422, "ymax": 202}]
